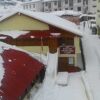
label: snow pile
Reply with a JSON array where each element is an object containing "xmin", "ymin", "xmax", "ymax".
[
  {"xmin": 79, "ymin": 21, "xmax": 92, "ymax": 35},
  {"xmin": 51, "ymin": 10, "xmax": 81, "ymax": 16},
  {"xmin": 31, "ymin": 52, "xmax": 88, "ymax": 100},
  {"xmin": 0, "ymin": 43, "xmax": 5, "ymax": 87},
  {"xmin": 56, "ymin": 72, "xmax": 68, "ymax": 86},
  {"xmin": 46, "ymin": 52, "xmax": 58, "ymax": 78},
  {"xmin": 81, "ymin": 71, "xmax": 93, "ymax": 100},
  {"xmin": 28, "ymin": 53, "xmax": 47, "ymax": 65},
  {"xmin": 31, "ymin": 52, "xmax": 59, "ymax": 100},
  {"xmin": 82, "ymin": 35, "xmax": 100, "ymax": 100},
  {"xmin": 82, "ymin": 35, "xmax": 100, "ymax": 76},
  {"xmin": 0, "ymin": 31, "xmax": 30, "ymax": 39},
  {"xmin": 31, "ymin": 72, "xmax": 88, "ymax": 100}
]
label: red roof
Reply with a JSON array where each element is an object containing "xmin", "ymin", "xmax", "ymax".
[
  {"xmin": 0, "ymin": 31, "xmax": 51, "ymax": 40},
  {"xmin": 18, "ymin": 32, "xmax": 51, "ymax": 39},
  {"xmin": 0, "ymin": 48, "xmax": 44, "ymax": 100}
]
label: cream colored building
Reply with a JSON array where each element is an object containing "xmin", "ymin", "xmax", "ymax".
[{"xmin": 0, "ymin": 10, "xmax": 83, "ymax": 71}]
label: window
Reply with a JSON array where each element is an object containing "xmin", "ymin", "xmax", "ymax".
[
  {"xmin": 71, "ymin": 8, "xmax": 73, "ymax": 10},
  {"xmin": 45, "ymin": 2, "xmax": 48, "ymax": 6},
  {"xmin": 48, "ymin": 3, "xmax": 51, "ymax": 8},
  {"xmin": 54, "ymin": 1, "xmax": 57, "ymax": 5},
  {"xmin": 32, "ymin": 4, "xmax": 35, "ymax": 8},
  {"xmin": 68, "ymin": 57, "xmax": 74, "ymax": 65},
  {"xmin": 93, "ymin": 6, "xmax": 96, "ymax": 7},
  {"xmin": 25, "ymin": 5, "xmax": 28, "ymax": 9},
  {"xmin": 65, "ymin": 8, "xmax": 68, "ymax": 10},
  {"xmin": 65, "ymin": 0, "xmax": 68, "ymax": 4},
  {"xmin": 58, "ymin": 38, "xmax": 74, "ymax": 46},
  {"xmin": 58, "ymin": 1, "xmax": 61, "ymax": 7},
  {"xmin": 29, "ymin": 5, "xmax": 32, "ymax": 9},
  {"xmin": 54, "ymin": 9, "xmax": 57, "ymax": 11},
  {"xmin": 77, "ymin": 0, "xmax": 81, "ymax": 3},
  {"xmin": 77, "ymin": 7, "xmax": 81, "ymax": 11}
]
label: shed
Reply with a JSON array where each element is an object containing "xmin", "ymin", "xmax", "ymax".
[{"xmin": 0, "ymin": 9, "xmax": 83, "ymax": 71}]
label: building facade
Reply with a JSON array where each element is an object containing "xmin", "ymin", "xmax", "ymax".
[
  {"xmin": 21, "ymin": 0, "xmax": 43, "ymax": 12},
  {"xmin": 88, "ymin": 0, "xmax": 97, "ymax": 14},
  {"xmin": 96, "ymin": 0, "xmax": 100, "ymax": 34},
  {"xmin": 0, "ymin": 0, "xmax": 97, "ymax": 14},
  {"xmin": 20, "ymin": 0, "xmax": 96, "ymax": 14}
]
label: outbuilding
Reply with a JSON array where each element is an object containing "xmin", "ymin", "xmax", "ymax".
[
  {"xmin": 0, "ymin": 9, "xmax": 83, "ymax": 72},
  {"xmin": 0, "ymin": 42, "xmax": 44, "ymax": 100}
]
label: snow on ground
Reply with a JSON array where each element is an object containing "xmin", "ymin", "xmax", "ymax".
[
  {"xmin": 29, "ymin": 52, "xmax": 88, "ymax": 100},
  {"xmin": 31, "ymin": 72, "xmax": 88, "ymax": 100},
  {"xmin": 79, "ymin": 21, "xmax": 92, "ymax": 35},
  {"xmin": 82, "ymin": 35, "xmax": 100, "ymax": 100}
]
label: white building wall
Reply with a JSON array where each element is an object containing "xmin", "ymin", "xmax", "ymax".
[
  {"xmin": 88, "ymin": 0, "xmax": 97, "ymax": 14},
  {"xmin": 61, "ymin": 0, "xmax": 69, "ymax": 10},
  {"xmin": 22, "ymin": 1, "xmax": 43, "ymax": 12},
  {"xmin": 43, "ymin": 0, "xmax": 59, "ymax": 12},
  {"xmin": 43, "ymin": 1, "xmax": 51, "ymax": 12},
  {"xmin": 20, "ymin": 0, "xmax": 97, "ymax": 14},
  {"xmin": 51, "ymin": 1, "xmax": 58, "ymax": 11},
  {"xmin": 73, "ymin": 0, "xmax": 84, "ymax": 13}
]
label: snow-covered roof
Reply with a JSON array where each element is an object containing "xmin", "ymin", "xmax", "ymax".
[
  {"xmin": 23, "ymin": 0, "xmax": 41, "ymax": 3},
  {"xmin": 51, "ymin": 10, "xmax": 82, "ymax": 17},
  {"xmin": 80, "ymin": 14, "xmax": 96, "ymax": 18},
  {"xmin": 0, "ymin": 9, "xmax": 83, "ymax": 36},
  {"xmin": 43, "ymin": 0, "xmax": 57, "ymax": 2},
  {"xmin": 0, "ymin": 31, "xmax": 30, "ymax": 39}
]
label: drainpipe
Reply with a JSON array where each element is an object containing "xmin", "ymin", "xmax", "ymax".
[{"xmin": 80, "ymin": 38, "xmax": 86, "ymax": 70}]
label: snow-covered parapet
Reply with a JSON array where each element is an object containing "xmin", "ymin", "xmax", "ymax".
[
  {"xmin": 50, "ymin": 10, "xmax": 81, "ymax": 17},
  {"xmin": 82, "ymin": 35, "xmax": 100, "ymax": 76},
  {"xmin": 46, "ymin": 51, "xmax": 58, "ymax": 79},
  {"xmin": 56, "ymin": 72, "xmax": 69, "ymax": 86},
  {"xmin": 82, "ymin": 35, "xmax": 100, "ymax": 100}
]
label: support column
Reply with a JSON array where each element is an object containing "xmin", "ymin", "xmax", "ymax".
[
  {"xmin": 48, "ymin": 36, "xmax": 58, "ymax": 53},
  {"xmin": 48, "ymin": 32, "xmax": 61, "ymax": 53}
]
